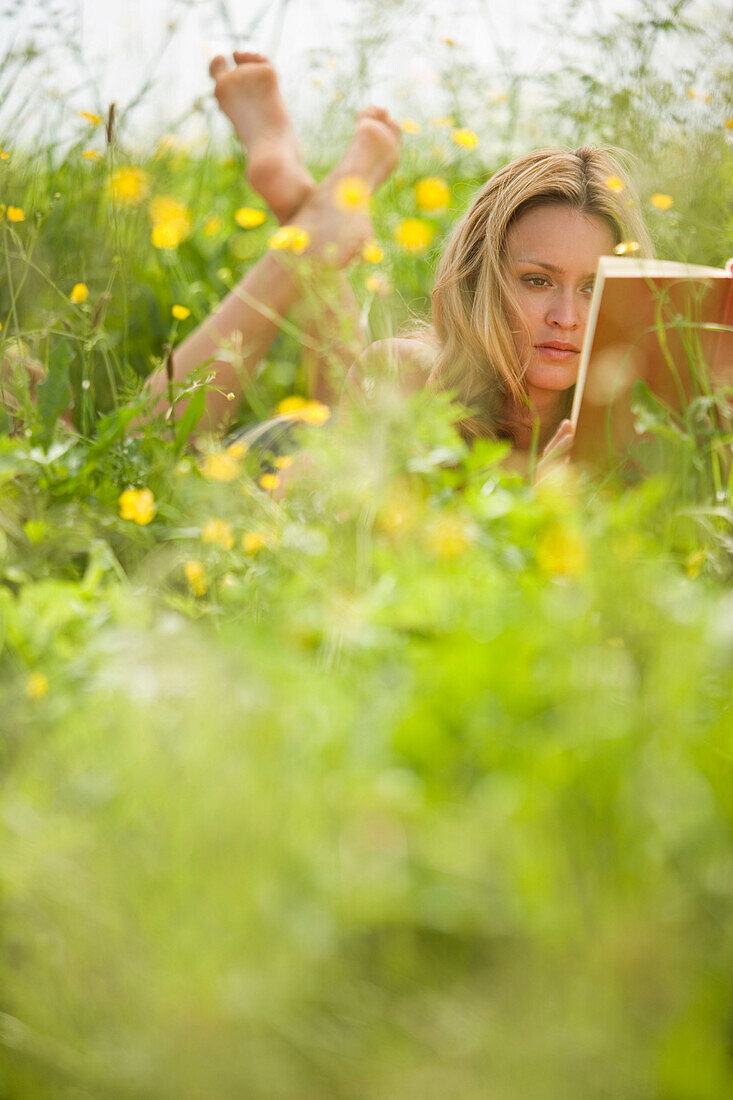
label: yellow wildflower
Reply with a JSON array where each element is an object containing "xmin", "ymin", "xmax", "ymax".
[
  {"xmin": 171, "ymin": 304, "xmax": 191, "ymax": 320},
  {"xmin": 108, "ymin": 166, "xmax": 149, "ymax": 206},
  {"xmin": 259, "ymin": 473, "xmax": 280, "ymax": 491},
  {"xmin": 536, "ymin": 525, "xmax": 587, "ymax": 577},
  {"xmin": 401, "ymin": 118, "xmax": 421, "ymax": 134},
  {"xmin": 685, "ymin": 549, "xmax": 706, "ymax": 579},
  {"xmin": 650, "ymin": 193, "xmax": 673, "ymax": 210},
  {"xmin": 151, "ymin": 222, "xmax": 185, "ymax": 249},
  {"xmin": 273, "ymin": 455, "xmax": 293, "ymax": 469},
  {"xmin": 365, "ymin": 273, "xmax": 390, "ymax": 295},
  {"xmin": 0, "ymin": 147, "xmax": 9, "ymax": 160},
  {"xmin": 726, "ymin": 118, "xmax": 733, "ymax": 131},
  {"xmin": 334, "ymin": 175, "xmax": 371, "ymax": 211},
  {"xmin": 25, "ymin": 672, "xmax": 49, "ymax": 699},
  {"xmin": 242, "ymin": 531, "xmax": 267, "ymax": 555},
  {"xmin": 118, "ymin": 487, "xmax": 156, "ymax": 525},
  {"xmin": 299, "ymin": 401, "xmax": 331, "ymax": 426},
  {"xmin": 361, "ymin": 240, "xmax": 384, "ymax": 263},
  {"xmin": 276, "ymin": 395, "xmax": 309, "ymax": 417},
  {"xmin": 613, "ymin": 240, "xmax": 640, "ymax": 255},
  {"xmin": 70, "ymin": 283, "xmax": 89, "ymax": 304},
  {"xmin": 184, "ymin": 560, "xmax": 208, "ymax": 597},
  {"xmin": 605, "ymin": 175, "xmax": 625, "ymax": 193},
  {"xmin": 414, "ymin": 176, "xmax": 450, "ymax": 212},
  {"xmin": 204, "ymin": 213, "xmax": 222, "ymax": 236},
  {"xmin": 276, "ymin": 396, "xmax": 330, "ymax": 425},
  {"xmin": 81, "ymin": 150, "xmax": 100, "ymax": 161},
  {"xmin": 394, "ymin": 218, "xmax": 435, "ymax": 253},
  {"xmin": 7, "ymin": 206, "xmax": 24, "ymax": 222},
  {"xmin": 452, "ymin": 128, "xmax": 479, "ymax": 149},
  {"xmin": 424, "ymin": 514, "xmax": 473, "ymax": 560},
  {"xmin": 235, "ymin": 206, "xmax": 267, "ymax": 228},
  {"xmin": 149, "ymin": 195, "xmax": 193, "ymax": 250},
  {"xmin": 268, "ymin": 225, "xmax": 310, "ymax": 253},
  {"xmin": 200, "ymin": 449, "xmax": 242, "ymax": 481},
  {"xmin": 201, "ymin": 518, "xmax": 234, "ymax": 550},
  {"xmin": 227, "ymin": 440, "xmax": 248, "ymax": 459},
  {"xmin": 80, "ymin": 111, "xmax": 103, "ymax": 125}
]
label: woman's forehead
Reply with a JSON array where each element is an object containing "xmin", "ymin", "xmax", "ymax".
[{"xmin": 505, "ymin": 205, "xmax": 616, "ymax": 262}]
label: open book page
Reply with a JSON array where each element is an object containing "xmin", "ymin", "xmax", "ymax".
[{"xmin": 570, "ymin": 255, "xmax": 733, "ymax": 468}]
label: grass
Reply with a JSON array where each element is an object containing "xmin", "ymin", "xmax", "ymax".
[{"xmin": 1, "ymin": 1, "xmax": 733, "ymax": 1096}]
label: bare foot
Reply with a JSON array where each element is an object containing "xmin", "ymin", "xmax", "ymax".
[
  {"xmin": 209, "ymin": 51, "xmax": 314, "ymax": 224},
  {"xmin": 290, "ymin": 107, "xmax": 401, "ymax": 267}
]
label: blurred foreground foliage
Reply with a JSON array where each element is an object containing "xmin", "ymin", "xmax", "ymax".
[{"xmin": 1, "ymin": 0, "xmax": 733, "ymax": 1096}]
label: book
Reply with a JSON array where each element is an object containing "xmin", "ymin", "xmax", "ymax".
[{"xmin": 569, "ymin": 256, "xmax": 733, "ymax": 467}]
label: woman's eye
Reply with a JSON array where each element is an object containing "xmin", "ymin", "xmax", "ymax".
[{"xmin": 524, "ymin": 275, "xmax": 550, "ymax": 287}]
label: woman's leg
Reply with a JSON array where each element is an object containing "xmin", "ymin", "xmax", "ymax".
[
  {"xmin": 209, "ymin": 53, "xmax": 388, "ymax": 405},
  {"xmin": 147, "ymin": 110, "xmax": 401, "ymax": 436}
]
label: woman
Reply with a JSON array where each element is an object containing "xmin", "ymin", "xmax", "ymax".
[{"xmin": 148, "ymin": 52, "xmax": 653, "ymax": 469}]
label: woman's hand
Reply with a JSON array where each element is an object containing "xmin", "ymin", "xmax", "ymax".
[{"xmin": 535, "ymin": 418, "xmax": 574, "ymax": 481}]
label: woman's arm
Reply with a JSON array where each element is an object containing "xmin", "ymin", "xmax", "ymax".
[{"xmin": 145, "ymin": 250, "xmax": 311, "ymax": 436}]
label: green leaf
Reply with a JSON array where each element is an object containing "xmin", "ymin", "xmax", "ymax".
[
  {"xmin": 174, "ymin": 387, "xmax": 206, "ymax": 454},
  {"xmin": 37, "ymin": 340, "xmax": 73, "ymax": 434}
]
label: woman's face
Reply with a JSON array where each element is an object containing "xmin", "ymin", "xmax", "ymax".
[{"xmin": 504, "ymin": 204, "xmax": 617, "ymax": 394}]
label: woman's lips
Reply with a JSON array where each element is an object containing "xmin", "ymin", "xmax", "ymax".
[{"xmin": 535, "ymin": 344, "xmax": 580, "ymax": 362}]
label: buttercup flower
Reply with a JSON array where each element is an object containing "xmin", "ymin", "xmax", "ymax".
[
  {"xmin": 242, "ymin": 531, "xmax": 267, "ymax": 555},
  {"xmin": 0, "ymin": 147, "xmax": 9, "ymax": 160},
  {"xmin": 415, "ymin": 177, "xmax": 450, "ymax": 212},
  {"xmin": 650, "ymin": 193, "xmax": 673, "ymax": 210},
  {"xmin": 276, "ymin": 395, "xmax": 308, "ymax": 417},
  {"xmin": 82, "ymin": 150, "xmax": 100, "ymax": 161},
  {"xmin": 235, "ymin": 207, "xmax": 267, "ymax": 228},
  {"xmin": 118, "ymin": 487, "xmax": 156, "ymax": 525},
  {"xmin": 365, "ymin": 273, "xmax": 390, "ymax": 295},
  {"xmin": 536, "ymin": 525, "xmax": 587, "ymax": 577},
  {"xmin": 424, "ymin": 514, "xmax": 473, "ymax": 560},
  {"xmin": 268, "ymin": 225, "xmax": 310, "ymax": 253},
  {"xmin": 200, "ymin": 446, "xmax": 244, "ymax": 481},
  {"xmin": 273, "ymin": 455, "xmax": 293, "ymax": 470},
  {"xmin": 259, "ymin": 473, "xmax": 280, "ymax": 491},
  {"xmin": 25, "ymin": 672, "xmax": 49, "ymax": 699},
  {"xmin": 149, "ymin": 195, "xmax": 193, "ymax": 250},
  {"xmin": 80, "ymin": 111, "xmax": 103, "ymax": 125},
  {"xmin": 685, "ymin": 549, "xmax": 706, "ymax": 579},
  {"xmin": 7, "ymin": 207, "xmax": 24, "ymax": 222},
  {"xmin": 108, "ymin": 166, "xmax": 149, "ymax": 206},
  {"xmin": 276, "ymin": 396, "xmax": 330, "ymax": 425},
  {"xmin": 394, "ymin": 218, "xmax": 435, "ymax": 253},
  {"xmin": 70, "ymin": 283, "xmax": 89, "ymax": 304},
  {"xmin": 361, "ymin": 240, "xmax": 384, "ymax": 263},
  {"xmin": 452, "ymin": 128, "xmax": 479, "ymax": 149},
  {"xmin": 201, "ymin": 518, "xmax": 234, "ymax": 550},
  {"xmin": 605, "ymin": 176, "xmax": 625, "ymax": 193},
  {"xmin": 184, "ymin": 560, "xmax": 208, "ymax": 597},
  {"xmin": 204, "ymin": 214, "xmax": 222, "ymax": 236},
  {"xmin": 171, "ymin": 304, "xmax": 191, "ymax": 320},
  {"xmin": 401, "ymin": 119, "xmax": 420, "ymax": 134},
  {"xmin": 334, "ymin": 176, "xmax": 371, "ymax": 211}
]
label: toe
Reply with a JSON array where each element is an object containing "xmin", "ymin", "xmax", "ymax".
[{"xmin": 209, "ymin": 54, "xmax": 228, "ymax": 79}]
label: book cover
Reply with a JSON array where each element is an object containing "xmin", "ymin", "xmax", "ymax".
[{"xmin": 570, "ymin": 257, "xmax": 733, "ymax": 467}]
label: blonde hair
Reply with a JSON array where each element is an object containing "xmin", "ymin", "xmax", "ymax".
[{"xmin": 421, "ymin": 145, "xmax": 653, "ymax": 441}]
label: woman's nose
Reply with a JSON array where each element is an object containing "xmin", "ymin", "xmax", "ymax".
[{"xmin": 547, "ymin": 291, "xmax": 581, "ymax": 329}]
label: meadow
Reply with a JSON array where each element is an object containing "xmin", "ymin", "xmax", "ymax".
[{"xmin": 1, "ymin": 1, "xmax": 733, "ymax": 1096}]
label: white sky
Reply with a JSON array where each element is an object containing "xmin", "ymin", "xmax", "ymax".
[{"xmin": 0, "ymin": 0, "xmax": 683, "ymax": 151}]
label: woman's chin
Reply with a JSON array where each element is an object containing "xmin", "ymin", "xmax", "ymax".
[{"xmin": 524, "ymin": 357, "xmax": 579, "ymax": 392}]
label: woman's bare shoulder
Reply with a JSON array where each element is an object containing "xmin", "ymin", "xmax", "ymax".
[{"xmin": 347, "ymin": 337, "xmax": 435, "ymax": 398}]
